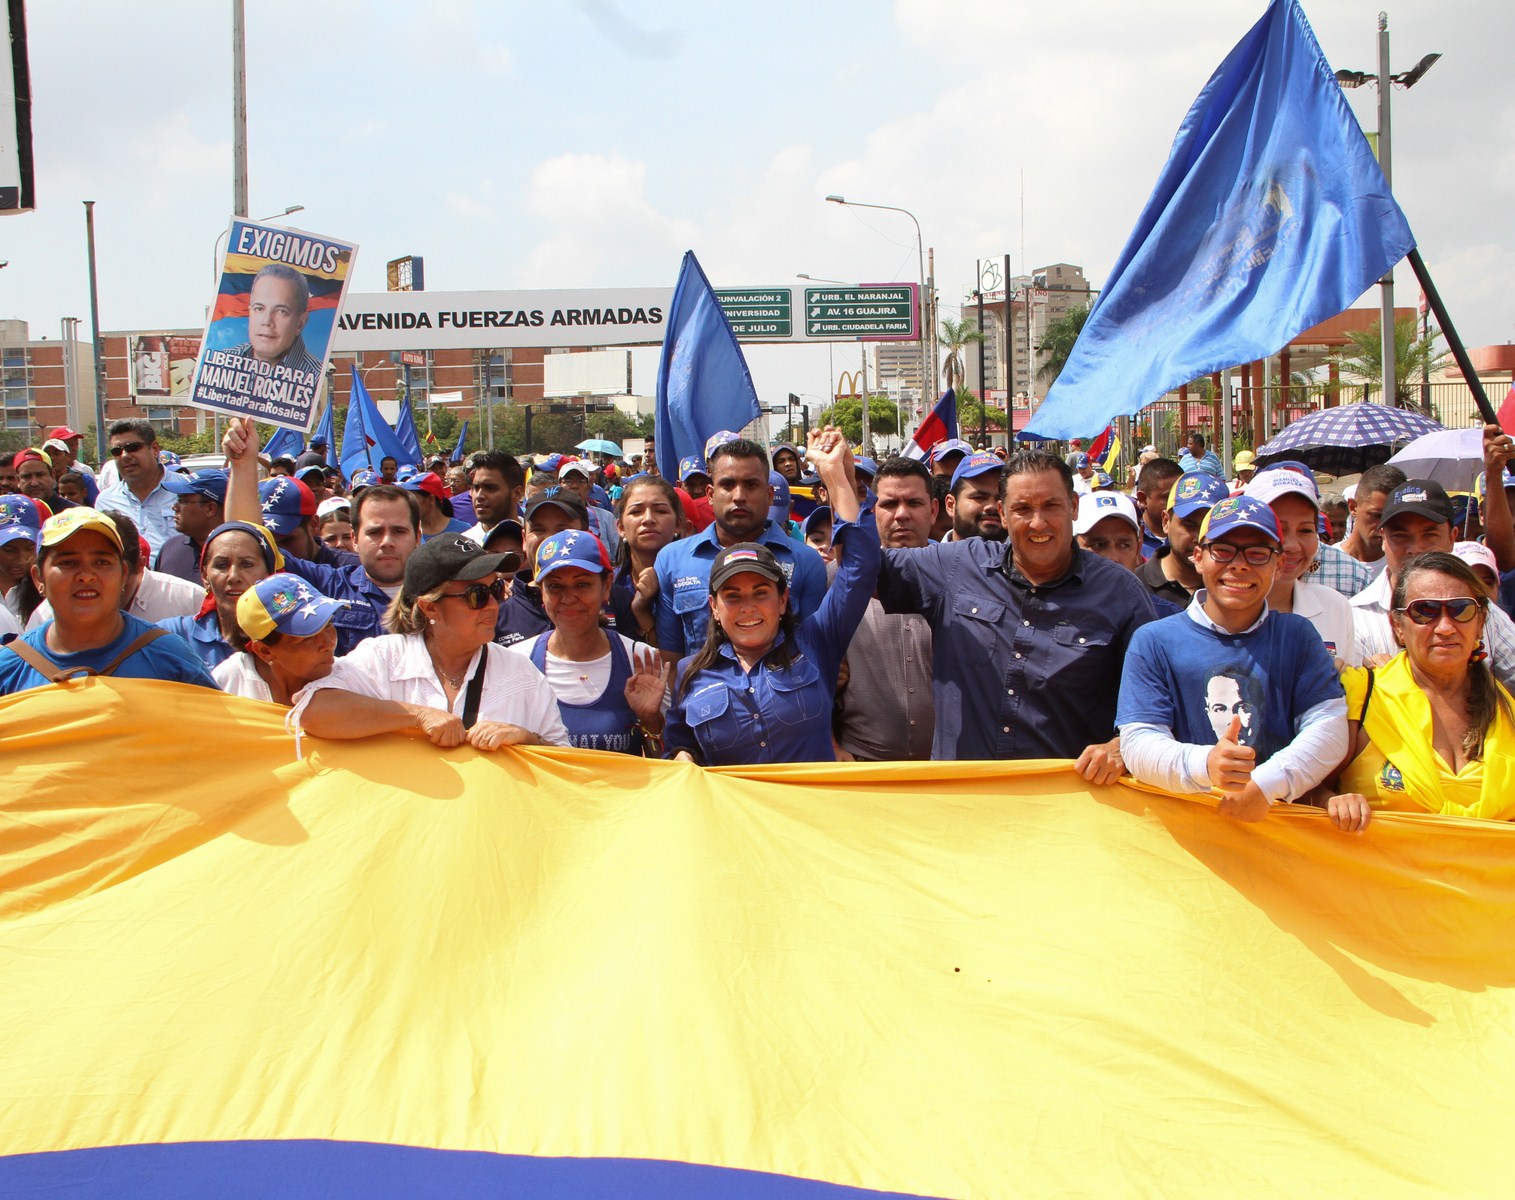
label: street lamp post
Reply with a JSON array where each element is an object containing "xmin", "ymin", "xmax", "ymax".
[
  {"xmin": 211, "ymin": 204, "xmax": 304, "ymax": 277},
  {"xmin": 825, "ymin": 194, "xmax": 929, "ymax": 441},
  {"xmin": 1336, "ymin": 14, "xmax": 1439, "ymax": 408}
]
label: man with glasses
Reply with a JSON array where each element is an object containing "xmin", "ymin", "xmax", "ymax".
[
  {"xmin": 155, "ymin": 469, "xmax": 228, "ymax": 584},
  {"xmin": 1117, "ymin": 494, "xmax": 1347, "ymax": 822},
  {"xmin": 1351, "ymin": 465, "xmax": 1515, "ymax": 691},
  {"xmin": 95, "ymin": 420, "xmax": 177, "ymax": 558}
]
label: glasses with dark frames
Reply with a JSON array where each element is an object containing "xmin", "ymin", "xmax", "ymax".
[
  {"xmin": 108, "ymin": 441, "xmax": 148, "ymax": 457},
  {"xmin": 1201, "ymin": 542, "xmax": 1279, "ymax": 567},
  {"xmin": 437, "ymin": 578, "xmax": 506, "ymax": 610},
  {"xmin": 1396, "ymin": 597, "xmax": 1482, "ymax": 625}
]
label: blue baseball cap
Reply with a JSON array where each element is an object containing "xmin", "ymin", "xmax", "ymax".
[
  {"xmin": 1073, "ymin": 453, "xmax": 1091, "ymax": 469},
  {"xmin": 157, "ymin": 450, "xmax": 182, "ymax": 469},
  {"xmin": 161, "ymin": 468, "xmax": 230, "ymax": 505},
  {"xmin": 350, "ymin": 468, "xmax": 378, "ymax": 488},
  {"xmin": 802, "ymin": 505, "xmax": 832, "ymax": 539},
  {"xmin": 854, "ymin": 456, "xmax": 878, "ymax": 480},
  {"xmin": 534, "ymin": 528, "xmax": 612, "ymax": 581},
  {"xmin": 930, "ymin": 438, "xmax": 973, "ymax": 464},
  {"xmin": 704, "ymin": 430, "xmax": 742, "ymax": 461},
  {"xmin": 679, "ymin": 455, "xmax": 709, "ymax": 482},
  {"xmin": 768, "ymin": 471, "xmax": 792, "ymax": 526},
  {"xmin": 536, "ymin": 453, "xmax": 566, "ymax": 474},
  {"xmin": 1167, "ymin": 471, "xmax": 1230, "ymax": 518},
  {"xmin": 0, "ymin": 493, "xmax": 42, "ymax": 548},
  {"xmin": 257, "ymin": 476, "xmax": 317, "ymax": 536},
  {"xmin": 294, "ymin": 464, "xmax": 327, "ymax": 484},
  {"xmin": 236, "ymin": 573, "xmax": 347, "ymax": 642},
  {"xmin": 950, "ymin": 452, "xmax": 1004, "ymax": 491},
  {"xmin": 1199, "ymin": 494, "xmax": 1281, "ymax": 544}
]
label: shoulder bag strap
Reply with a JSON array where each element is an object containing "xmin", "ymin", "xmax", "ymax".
[
  {"xmin": 461, "ymin": 648, "xmax": 489, "ymax": 730},
  {"xmin": 3, "ymin": 639, "xmax": 75, "ymax": 684}
]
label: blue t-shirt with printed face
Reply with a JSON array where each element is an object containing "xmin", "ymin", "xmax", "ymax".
[{"xmin": 1115, "ymin": 607, "xmax": 1343, "ymax": 764}]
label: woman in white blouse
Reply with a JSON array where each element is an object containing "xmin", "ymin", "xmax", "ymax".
[{"xmin": 292, "ymin": 534, "xmax": 569, "ymax": 750}]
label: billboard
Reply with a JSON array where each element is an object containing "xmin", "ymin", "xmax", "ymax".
[
  {"xmin": 130, "ymin": 334, "xmax": 200, "ymax": 404},
  {"xmin": 543, "ymin": 349, "xmax": 631, "ymax": 398},
  {"xmin": 188, "ymin": 219, "xmax": 358, "ymax": 431}
]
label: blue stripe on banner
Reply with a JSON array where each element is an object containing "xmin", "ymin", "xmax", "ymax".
[{"xmin": 0, "ymin": 1141, "xmax": 943, "ymax": 1198}]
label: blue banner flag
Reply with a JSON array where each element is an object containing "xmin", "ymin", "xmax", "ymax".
[
  {"xmin": 1025, "ymin": 0, "xmax": 1415, "ymax": 440},
  {"xmin": 261, "ymin": 425, "xmax": 302, "ymax": 461},
  {"xmin": 312, "ymin": 398, "xmax": 339, "ymax": 469},
  {"xmin": 393, "ymin": 397, "xmax": 424, "ymax": 466},
  {"xmin": 451, "ymin": 419, "xmax": 470, "ymax": 464},
  {"xmin": 339, "ymin": 368, "xmax": 410, "ymax": 482},
  {"xmin": 654, "ymin": 251, "xmax": 762, "ymax": 481}
]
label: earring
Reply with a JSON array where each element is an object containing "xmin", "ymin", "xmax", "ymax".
[
  {"xmin": 1471, "ymin": 639, "xmax": 1489, "ymax": 665},
  {"xmin": 428, "ymin": 618, "xmax": 436, "ymax": 626}
]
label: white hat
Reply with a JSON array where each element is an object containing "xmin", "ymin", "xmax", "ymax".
[
  {"xmin": 316, "ymin": 496, "xmax": 351, "ymax": 520},
  {"xmin": 1245, "ymin": 467, "xmax": 1320, "ymax": 510},
  {"xmin": 1453, "ymin": 540, "xmax": 1499, "ymax": 577},
  {"xmin": 1073, "ymin": 490, "xmax": 1141, "ymax": 537},
  {"xmin": 558, "ymin": 460, "xmax": 593, "ymax": 479}
]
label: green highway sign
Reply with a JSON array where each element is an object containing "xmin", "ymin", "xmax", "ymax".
[
  {"xmin": 803, "ymin": 285, "xmax": 918, "ymax": 339},
  {"xmin": 716, "ymin": 288, "xmax": 793, "ymax": 338}
]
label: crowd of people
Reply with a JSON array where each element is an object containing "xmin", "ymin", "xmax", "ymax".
[{"xmin": 4, "ymin": 414, "xmax": 1514, "ymax": 829}]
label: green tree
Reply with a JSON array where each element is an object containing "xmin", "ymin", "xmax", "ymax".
[
  {"xmin": 939, "ymin": 317, "xmax": 985, "ymax": 393},
  {"xmin": 1325, "ymin": 317, "xmax": 1450, "ymax": 412},
  {"xmin": 817, "ymin": 394, "xmax": 899, "ymax": 445},
  {"xmin": 1035, "ymin": 304, "xmax": 1092, "ymax": 385},
  {"xmin": 953, "ymin": 388, "xmax": 1008, "ymax": 443}
]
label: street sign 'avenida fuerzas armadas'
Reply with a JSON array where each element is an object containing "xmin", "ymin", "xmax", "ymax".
[{"xmin": 331, "ymin": 285, "xmax": 917, "ymax": 351}]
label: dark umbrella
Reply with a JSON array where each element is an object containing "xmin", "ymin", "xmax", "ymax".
[{"xmin": 1255, "ymin": 403, "xmax": 1443, "ymax": 476}]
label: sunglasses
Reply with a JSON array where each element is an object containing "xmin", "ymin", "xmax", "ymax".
[
  {"xmin": 1396, "ymin": 597, "xmax": 1482, "ymax": 625},
  {"xmin": 437, "ymin": 578, "xmax": 506, "ymax": 610},
  {"xmin": 1202, "ymin": 542, "xmax": 1278, "ymax": 567},
  {"xmin": 108, "ymin": 441, "xmax": 148, "ymax": 457}
]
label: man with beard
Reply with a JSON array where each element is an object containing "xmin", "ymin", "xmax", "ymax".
[{"xmin": 944, "ymin": 452, "xmax": 1004, "ymax": 542}]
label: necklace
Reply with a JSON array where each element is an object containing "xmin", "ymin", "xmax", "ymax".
[{"xmin": 432, "ymin": 659, "xmax": 466, "ymax": 689}]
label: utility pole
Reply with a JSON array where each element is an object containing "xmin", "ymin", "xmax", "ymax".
[
  {"xmin": 83, "ymin": 202, "xmax": 107, "ymax": 462},
  {"xmin": 976, "ymin": 290, "xmax": 986, "ymax": 447},
  {"xmin": 1376, "ymin": 12, "xmax": 1395, "ymax": 407},
  {"xmin": 232, "ymin": 0, "xmax": 247, "ymax": 217}
]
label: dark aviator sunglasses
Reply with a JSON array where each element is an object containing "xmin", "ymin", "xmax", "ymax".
[{"xmin": 438, "ymin": 578, "xmax": 506, "ymax": 611}]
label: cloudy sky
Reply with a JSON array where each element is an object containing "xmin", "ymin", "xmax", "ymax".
[{"xmin": 6, "ymin": 0, "xmax": 1512, "ymax": 420}]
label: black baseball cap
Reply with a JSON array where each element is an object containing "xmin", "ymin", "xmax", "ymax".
[
  {"xmin": 523, "ymin": 492, "xmax": 590, "ymax": 526},
  {"xmin": 709, "ymin": 542, "xmax": 787, "ymax": 593},
  {"xmin": 402, "ymin": 533, "xmax": 521, "ymax": 601},
  {"xmin": 1380, "ymin": 478, "xmax": 1453, "ymax": 528}
]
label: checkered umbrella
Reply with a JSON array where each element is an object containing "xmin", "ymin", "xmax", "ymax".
[{"xmin": 1255, "ymin": 402, "xmax": 1443, "ymax": 476}]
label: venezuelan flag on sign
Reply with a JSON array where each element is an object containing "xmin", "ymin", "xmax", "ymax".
[{"xmin": 3, "ymin": 679, "xmax": 1515, "ymax": 1196}]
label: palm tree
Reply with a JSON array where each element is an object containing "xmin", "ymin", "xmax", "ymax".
[
  {"xmin": 939, "ymin": 317, "xmax": 985, "ymax": 393},
  {"xmin": 1035, "ymin": 304, "xmax": 1092, "ymax": 385},
  {"xmin": 1325, "ymin": 317, "xmax": 1450, "ymax": 412}
]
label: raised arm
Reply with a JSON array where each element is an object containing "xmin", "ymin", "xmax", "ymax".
[
  {"xmin": 221, "ymin": 416, "xmax": 263, "ymax": 527},
  {"xmin": 1481, "ymin": 423, "xmax": 1515, "ymax": 572}
]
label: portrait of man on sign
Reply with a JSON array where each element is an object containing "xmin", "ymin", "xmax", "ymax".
[{"xmin": 230, "ymin": 264, "xmax": 322, "ymax": 377}]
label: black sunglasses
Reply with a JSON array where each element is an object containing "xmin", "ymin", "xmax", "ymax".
[
  {"xmin": 437, "ymin": 578, "xmax": 506, "ymax": 610},
  {"xmin": 1396, "ymin": 597, "xmax": 1481, "ymax": 626},
  {"xmin": 108, "ymin": 441, "xmax": 148, "ymax": 457}
]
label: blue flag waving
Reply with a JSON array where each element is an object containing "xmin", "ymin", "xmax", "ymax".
[
  {"xmin": 1026, "ymin": 0, "xmax": 1415, "ymax": 439},
  {"xmin": 393, "ymin": 397, "xmax": 424, "ymax": 466},
  {"xmin": 340, "ymin": 368, "xmax": 411, "ymax": 483},
  {"xmin": 450, "ymin": 419, "xmax": 469, "ymax": 464},
  {"xmin": 262, "ymin": 425, "xmax": 303, "ymax": 461},
  {"xmin": 655, "ymin": 251, "xmax": 762, "ymax": 482},
  {"xmin": 312, "ymin": 399, "xmax": 338, "ymax": 469}
]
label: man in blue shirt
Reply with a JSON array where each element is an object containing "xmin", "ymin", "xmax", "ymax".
[
  {"xmin": 877, "ymin": 450, "xmax": 1157, "ymax": 773},
  {"xmin": 1177, "ymin": 430, "xmax": 1224, "ymax": 479},
  {"xmin": 95, "ymin": 419, "xmax": 178, "ymax": 558},
  {"xmin": 156, "ymin": 468, "xmax": 228, "ymax": 584},
  {"xmin": 1117, "ymin": 494, "xmax": 1347, "ymax": 822},
  {"xmin": 654, "ymin": 438, "xmax": 826, "ymax": 663},
  {"xmin": 222, "ymin": 417, "xmax": 420, "ymax": 655}
]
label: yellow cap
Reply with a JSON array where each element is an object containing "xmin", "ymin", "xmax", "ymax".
[{"xmin": 39, "ymin": 508, "xmax": 124, "ymax": 552}]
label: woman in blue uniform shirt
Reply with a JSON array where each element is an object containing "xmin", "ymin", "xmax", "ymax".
[{"xmin": 664, "ymin": 428, "xmax": 877, "ymax": 765}]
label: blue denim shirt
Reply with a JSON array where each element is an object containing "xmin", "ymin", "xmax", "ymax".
[
  {"xmin": 664, "ymin": 511, "xmax": 879, "ymax": 765},
  {"xmin": 878, "ymin": 540, "xmax": 1157, "ymax": 761},
  {"xmin": 156, "ymin": 610, "xmax": 234, "ymax": 671},
  {"xmin": 279, "ymin": 557, "xmax": 390, "ymax": 656},
  {"xmin": 653, "ymin": 518, "xmax": 827, "ymax": 657}
]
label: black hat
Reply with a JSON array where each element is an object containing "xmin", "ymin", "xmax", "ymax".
[
  {"xmin": 1380, "ymin": 479, "xmax": 1453, "ymax": 528},
  {"xmin": 523, "ymin": 492, "xmax": 590, "ymax": 526},
  {"xmin": 402, "ymin": 533, "xmax": 521, "ymax": 600},
  {"xmin": 709, "ymin": 542, "xmax": 787, "ymax": 593}
]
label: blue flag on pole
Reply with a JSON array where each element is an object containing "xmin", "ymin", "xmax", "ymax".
[
  {"xmin": 1025, "ymin": 0, "xmax": 1415, "ymax": 440},
  {"xmin": 312, "ymin": 399, "xmax": 338, "ymax": 469},
  {"xmin": 340, "ymin": 369, "xmax": 411, "ymax": 483},
  {"xmin": 451, "ymin": 419, "xmax": 470, "ymax": 464},
  {"xmin": 393, "ymin": 397, "xmax": 424, "ymax": 467},
  {"xmin": 262, "ymin": 425, "xmax": 302, "ymax": 461},
  {"xmin": 655, "ymin": 251, "xmax": 762, "ymax": 481}
]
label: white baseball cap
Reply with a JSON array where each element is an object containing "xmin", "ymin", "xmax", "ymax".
[{"xmin": 1073, "ymin": 490, "xmax": 1141, "ymax": 537}]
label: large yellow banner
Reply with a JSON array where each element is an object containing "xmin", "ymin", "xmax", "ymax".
[{"xmin": 2, "ymin": 678, "xmax": 1513, "ymax": 1196}]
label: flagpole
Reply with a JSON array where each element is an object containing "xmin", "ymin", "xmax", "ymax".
[{"xmin": 1406, "ymin": 248, "xmax": 1498, "ymax": 424}]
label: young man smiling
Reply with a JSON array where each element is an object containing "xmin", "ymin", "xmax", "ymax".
[{"xmin": 1116, "ymin": 494, "xmax": 1347, "ymax": 822}]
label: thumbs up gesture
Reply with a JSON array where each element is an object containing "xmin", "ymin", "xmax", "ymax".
[{"xmin": 1206, "ymin": 715, "xmax": 1255, "ymax": 791}]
